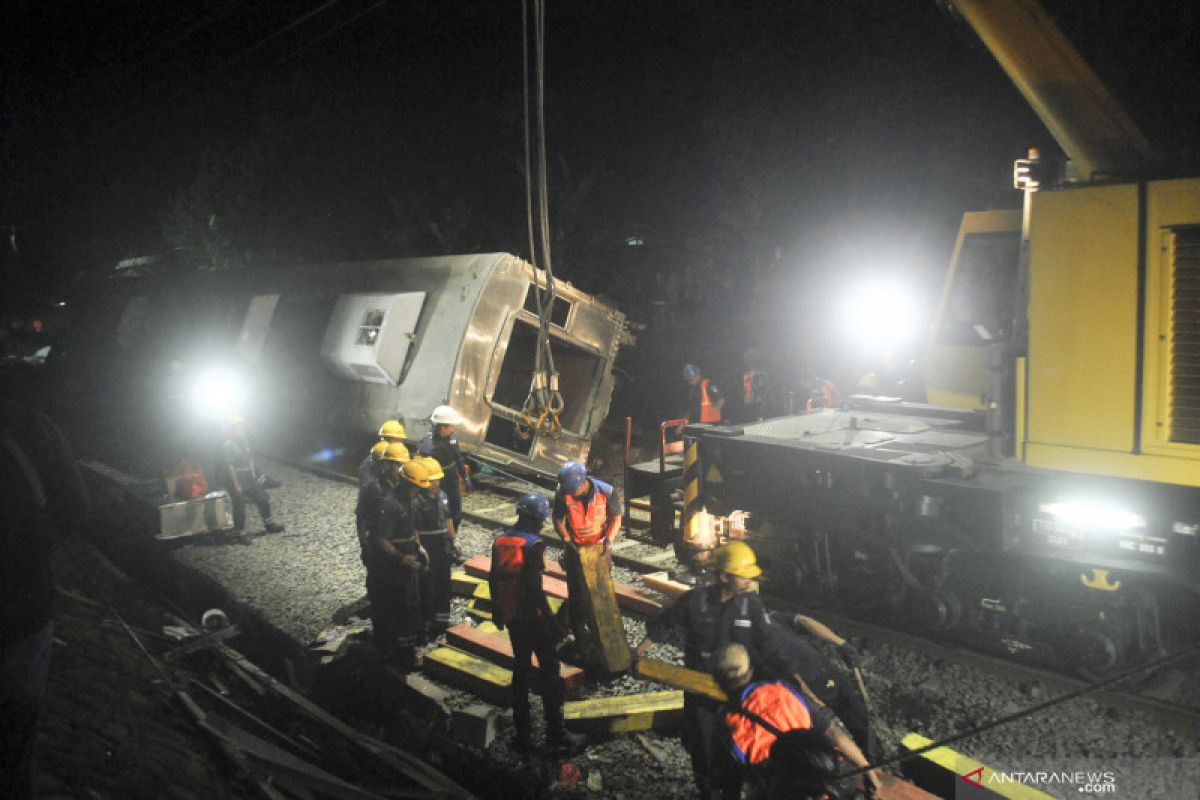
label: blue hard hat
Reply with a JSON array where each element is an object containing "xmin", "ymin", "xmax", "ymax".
[
  {"xmin": 558, "ymin": 460, "xmax": 588, "ymax": 495},
  {"xmin": 683, "ymin": 363, "xmax": 701, "ymax": 380},
  {"xmin": 515, "ymin": 493, "xmax": 551, "ymax": 522}
]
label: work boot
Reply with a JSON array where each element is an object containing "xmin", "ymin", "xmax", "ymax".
[
  {"xmin": 546, "ymin": 728, "xmax": 587, "ymax": 755},
  {"xmin": 265, "ymin": 519, "xmax": 285, "ymax": 533}
]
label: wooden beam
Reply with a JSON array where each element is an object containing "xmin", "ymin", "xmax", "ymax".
[
  {"xmin": 422, "ymin": 647, "xmax": 513, "ymax": 707},
  {"xmin": 465, "ymin": 556, "xmax": 663, "ymax": 616},
  {"xmin": 641, "ymin": 571, "xmax": 690, "ymax": 600},
  {"xmin": 562, "ymin": 690, "xmax": 684, "ymax": 734},
  {"xmin": 571, "ymin": 545, "xmax": 634, "ymax": 675},
  {"xmin": 444, "ymin": 625, "xmax": 586, "ymax": 697},
  {"xmin": 451, "ymin": 570, "xmax": 485, "ymax": 596},
  {"xmin": 634, "ymin": 657, "xmax": 726, "ymax": 701},
  {"xmin": 899, "ymin": 733, "xmax": 1051, "ymax": 799}
]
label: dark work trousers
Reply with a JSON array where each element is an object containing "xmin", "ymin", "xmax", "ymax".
[
  {"xmin": 0, "ymin": 621, "xmax": 54, "ymax": 800},
  {"xmin": 231, "ymin": 475, "xmax": 273, "ymax": 531},
  {"xmin": 682, "ymin": 693, "xmax": 740, "ymax": 800},
  {"xmin": 442, "ymin": 478, "xmax": 462, "ymax": 530},
  {"xmin": 365, "ymin": 562, "xmax": 422, "ymax": 660},
  {"xmin": 508, "ymin": 618, "xmax": 566, "ymax": 741},
  {"xmin": 419, "ymin": 531, "xmax": 452, "ymax": 635}
]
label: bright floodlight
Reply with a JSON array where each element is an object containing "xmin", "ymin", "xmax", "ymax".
[
  {"xmin": 842, "ymin": 278, "xmax": 922, "ymax": 351},
  {"xmin": 1039, "ymin": 500, "xmax": 1146, "ymax": 533},
  {"xmin": 190, "ymin": 366, "xmax": 246, "ymax": 418}
]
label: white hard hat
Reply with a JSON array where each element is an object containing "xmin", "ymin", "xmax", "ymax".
[{"xmin": 430, "ymin": 404, "xmax": 462, "ymax": 425}]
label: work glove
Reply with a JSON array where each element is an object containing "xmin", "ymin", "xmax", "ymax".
[{"xmin": 838, "ymin": 639, "xmax": 862, "ymax": 669}]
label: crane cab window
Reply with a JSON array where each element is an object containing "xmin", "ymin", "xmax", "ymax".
[{"xmin": 938, "ymin": 231, "xmax": 1021, "ymax": 345}]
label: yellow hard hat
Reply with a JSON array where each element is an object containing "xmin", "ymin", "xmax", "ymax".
[
  {"xmin": 402, "ymin": 458, "xmax": 439, "ymax": 488},
  {"xmin": 416, "ymin": 457, "xmax": 445, "ymax": 481},
  {"xmin": 713, "ymin": 540, "xmax": 762, "ymax": 579},
  {"xmin": 371, "ymin": 441, "xmax": 388, "ymax": 459},
  {"xmin": 380, "ymin": 442, "xmax": 410, "ymax": 463},
  {"xmin": 713, "ymin": 643, "xmax": 752, "ymax": 687},
  {"xmin": 378, "ymin": 419, "xmax": 407, "ymax": 441},
  {"xmin": 228, "ymin": 415, "xmax": 246, "ymax": 426}
]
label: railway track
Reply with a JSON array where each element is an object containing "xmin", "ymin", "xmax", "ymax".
[{"xmin": 293, "ymin": 460, "xmax": 1200, "ymax": 732}]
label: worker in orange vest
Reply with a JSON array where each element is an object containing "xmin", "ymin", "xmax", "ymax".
[
  {"xmin": 684, "ymin": 363, "xmax": 725, "ymax": 424},
  {"xmin": 714, "ymin": 643, "xmax": 880, "ymax": 799},
  {"xmin": 741, "ymin": 348, "xmax": 770, "ymax": 422},
  {"xmin": 490, "ymin": 494, "xmax": 586, "ymax": 755},
  {"xmin": 553, "ymin": 460, "xmax": 623, "ymax": 668}
]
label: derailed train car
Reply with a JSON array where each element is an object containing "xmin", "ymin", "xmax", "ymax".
[{"xmin": 49, "ymin": 253, "xmax": 630, "ymax": 476}]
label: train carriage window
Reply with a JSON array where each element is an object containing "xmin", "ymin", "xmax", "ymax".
[
  {"xmin": 355, "ymin": 309, "xmax": 386, "ymax": 347},
  {"xmin": 523, "ymin": 288, "xmax": 571, "ymax": 328},
  {"xmin": 938, "ymin": 231, "xmax": 1020, "ymax": 345},
  {"xmin": 491, "ymin": 318, "xmax": 603, "ymax": 435}
]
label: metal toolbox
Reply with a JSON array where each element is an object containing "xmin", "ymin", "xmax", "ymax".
[{"xmin": 158, "ymin": 491, "xmax": 235, "ymax": 540}]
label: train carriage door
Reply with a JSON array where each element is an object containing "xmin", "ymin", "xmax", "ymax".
[{"xmin": 237, "ymin": 294, "xmax": 279, "ymax": 366}]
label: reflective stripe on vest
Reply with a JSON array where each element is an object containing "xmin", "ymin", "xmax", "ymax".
[
  {"xmin": 726, "ymin": 681, "xmax": 814, "ymax": 765},
  {"xmin": 700, "ymin": 378, "xmax": 721, "ymax": 423},
  {"xmin": 563, "ymin": 484, "xmax": 609, "ymax": 544}
]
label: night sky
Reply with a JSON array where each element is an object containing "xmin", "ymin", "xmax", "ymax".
[{"xmin": 2, "ymin": 1, "xmax": 1197, "ymax": 376}]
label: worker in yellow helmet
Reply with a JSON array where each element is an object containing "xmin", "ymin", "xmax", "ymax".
[
  {"xmin": 355, "ymin": 441, "xmax": 408, "ymax": 562},
  {"xmin": 404, "ymin": 457, "xmax": 456, "ymax": 638},
  {"xmin": 633, "ymin": 540, "xmax": 774, "ymax": 798},
  {"xmin": 363, "ymin": 442, "xmax": 425, "ymax": 670},
  {"xmin": 360, "ymin": 419, "xmax": 407, "ymax": 488}
]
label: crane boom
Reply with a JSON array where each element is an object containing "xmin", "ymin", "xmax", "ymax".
[{"xmin": 943, "ymin": 0, "xmax": 1158, "ymax": 180}]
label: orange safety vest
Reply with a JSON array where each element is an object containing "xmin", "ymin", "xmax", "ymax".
[
  {"xmin": 700, "ymin": 378, "xmax": 722, "ymax": 423},
  {"xmin": 562, "ymin": 481, "xmax": 611, "ymax": 545},
  {"xmin": 490, "ymin": 530, "xmax": 541, "ymax": 624},
  {"xmin": 726, "ymin": 681, "xmax": 815, "ymax": 765},
  {"xmin": 743, "ymin": 370, "xmax": 757, "ymax": 406}
]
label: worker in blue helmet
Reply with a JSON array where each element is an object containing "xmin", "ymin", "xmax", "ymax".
[
  {"xmin": 553, "ymin": 461, "xmax": 624, "ymax": 667},
  {"xmin": 490, "ymin": 494, "xmax": 586, "ymax": 754}
]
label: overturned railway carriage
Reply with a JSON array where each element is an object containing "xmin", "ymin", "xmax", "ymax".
[{"xmin": 50, "ymin": 253, "xmax": 629, "ymax": 476}]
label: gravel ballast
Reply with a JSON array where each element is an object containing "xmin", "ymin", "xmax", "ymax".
[{"xmin": 167, "ymin": 461, "xmax": 1199, "ymax": 798}]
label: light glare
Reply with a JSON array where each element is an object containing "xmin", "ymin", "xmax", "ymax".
[
  {"xmin": 190, "ymin": 367, "xmax": 245, "ymax": 418},
  {"xmin": 1039, "ymin": 500, "xmax": 1145, "ymax": 533}
]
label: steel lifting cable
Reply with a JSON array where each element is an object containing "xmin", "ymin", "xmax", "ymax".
[
  {"xmin": 837, "ymin": 639, "xmax": 1200, "ymax": 783},
  {"xmin": 517, "ymin": 0, "xmax": 564, "ymax": 442}
]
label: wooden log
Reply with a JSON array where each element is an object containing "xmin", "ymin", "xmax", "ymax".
[
  {"xmin": 466, "ymin": 556, "xmax": 663, "ymax": 616},
  {"xmin": 471, "ymin": 576, "xmax": 569, "ymax": 603},
  {"xmin": 562, "ymin": 690, "xmax": 684, "ymax": 734},
  {"xmin": 468, "ymin": 588, "xmax": 564, "ymax": 617},
  {"xmin": 641, "ymin": 571, "xmax": 691, "ymax": 600},
  {"xmin": 422, "ymin": 647, "xmax": 513, "ymax": 707},
  {"xmin": 634, "ymin": 657, "xmax": 726, "ymax": 701},
  {"xmin": 466, "ymin": 599, "xmax": 493, "ymax": 621},
  {"xmin": 444, "ymin": 624, "xmax": 586, "ymax": 697},
  {"xmin": 451, "ymin": 570, "xmax": 485, "ymax": 596},
  {"xmin": 571, "ymin": 545, "xmax": 634, "ymax": 675}
]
